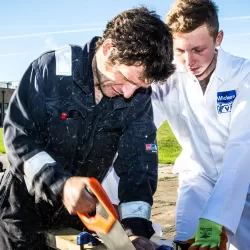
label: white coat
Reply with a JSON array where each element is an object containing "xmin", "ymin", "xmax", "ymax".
[{"xmin": 152, "ymin": 48, "xmax": 250, "ymax": 250}]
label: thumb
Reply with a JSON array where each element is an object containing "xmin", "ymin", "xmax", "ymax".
[{"xmin": 186, "ymin": 237, "xmax": 196, "ymax": 245}]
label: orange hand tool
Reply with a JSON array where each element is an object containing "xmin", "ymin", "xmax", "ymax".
[{"xmin": 77, "ymin": 177, "xmax": 135, "ymax": 250}]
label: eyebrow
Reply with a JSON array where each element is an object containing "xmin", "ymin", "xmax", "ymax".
[
  {"xmin": 120, "ymin": 72, "xmax": 138, "ymax": 86},
  {"xmin": 120, "ymin": 71, "xmax": 150, "ymax": 87},
  {"xmin": 192, "ymin": 46, "xmax": 205, "ymax": 50},
  {"xmin": 175, "ymin": 46, "xmax": 205, "ymax": 50}
]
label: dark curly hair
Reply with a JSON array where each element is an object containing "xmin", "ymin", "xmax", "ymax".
[{"xmin": 96, "ymin": 7, "xmax": 175, "ymax": 84}]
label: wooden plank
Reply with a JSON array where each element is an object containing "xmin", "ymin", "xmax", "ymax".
[
  {"xmin": 45, "ymin": 228, "xmax": 107, "ymax": 250},
  {"xmin": 45, "ymin": 228, "xmax": 173, "ymax": 249}
]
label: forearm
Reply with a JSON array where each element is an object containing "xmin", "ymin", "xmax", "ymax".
[
  {"xmin": 114, "ymin": 89, "xmax": 158, "ymax": 238},
  {"xmin": 202, "ymin": 77, "xmax": 250, "ymax": 232},
  {"xmin": 115, "ymin": 128, "xmax": 158, "ymax": 238},
  {"xmin": 4, "ymin": 62, "xmax": 72, "ymax": 205},
  {"xmin": 201, "ymin": 138, "xmax": 250, "ymax": 233},
  {"xmin": 5, "ymin": 128, "xmax": 72, "ymax": 204},
  {"xmin": 23, "ymin": 152, "xmax": 72, "ymax": 204}
]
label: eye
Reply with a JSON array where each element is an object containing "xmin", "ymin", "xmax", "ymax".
[
  {"xmin": 193, "ymin": 48, "xmax": 205, "ymax": 53},
  {"xmin": 175, "ymin": 49, "xmax": 184, "ymax": 54},
  {"xmin": 122, "ymin": 75, "xmax": 137, "ymax": 86}
]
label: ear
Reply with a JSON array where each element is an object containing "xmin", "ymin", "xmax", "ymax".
[
  {"xmin": 216, "ymin": 30, "xmax": 224, "ymax": 47},
  {"xmin": 101, "ymin": 39, "xmax": 113, "ymax": 57}
]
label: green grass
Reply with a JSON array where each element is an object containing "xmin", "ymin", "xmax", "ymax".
[
  {"xmin": 0, "ymin": 122, "xmax": 181, "ymax": 163},
  {"xmin": 0, "ymin": 128, "xmax": 5, "ymax": 154},
  {"xmin": 157, "ymin": 121, "xmax": 182, "ymax": 164}
]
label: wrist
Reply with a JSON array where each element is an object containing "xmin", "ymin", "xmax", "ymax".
[
  {"xmin": 199, "ymin": 218, "xmax": 222, "ymax": 230},
  {"xmin": 121, "ymin": 218, "xmax": 155, "ymax": 239}
]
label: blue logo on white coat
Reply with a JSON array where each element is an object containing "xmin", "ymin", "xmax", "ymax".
[{"xmin": 217, "ymin": 90, "xmax": 236, "ymax": 114}]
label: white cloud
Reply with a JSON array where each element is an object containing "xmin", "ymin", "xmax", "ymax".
[
  {"xmin": 221, "ymin": 16, "xmax": 250, "ymax": 21},
  {"xmin": 0, "ymin": 52, "xmax": 31, "ymax": 57},
  {"xmin": 225, "ymin": 32, "xmax": 250, "ymax": 37},
  {"xmin": 0, "ymin": 28, "xmax": 103, "ymax": 40},
  {"xmin": 0, "ymin": 23, "xmax": 104, "ymax": 29}
]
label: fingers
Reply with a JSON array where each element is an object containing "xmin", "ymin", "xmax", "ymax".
[
  {"xmin": 188, "ymin": 245, "xmax": 201, "ymax": 250},
  {"xmin": 63, "ymin": 195, "xmax": 96, "ymax": 215},
  {"xmin": 187, "ymin": 227, "xmax": 228, "ymax": 250},
  {"xmin": 79, "ymin": 188, "xmax": 97, "ymax": 212},
  {"xmin": 62, "ymin": 177, "xmax": 97, "ymax": 214},
  {"xmin": 219, "ymin": 227, "xmax": 228, "ymax": 250},
  {"xmin": 188, "ymin": 245, "xmax": 219, "ymax": 250},
  {"xmin": 186, "ymin": 238, "xmax": 196, "ymax": 245},
  {"xmin": 131, "ymin": 237, "xmax": 159, "ymax": 250},
  {"xmin": 200, "ymin": 247, "xmax": 218, "ymax": 250}
]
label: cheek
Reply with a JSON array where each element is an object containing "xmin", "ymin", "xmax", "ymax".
[
  {"xmin": 104, "ymin": 71, "xmax": 116, "ymax": 82},
  {"xmin": 200, "ymin": 51, "xmax": 214, "ymax": 65},
  {"xmin": 104, "ymin": 65, "xmax": 118, "ymax": 80},
  {"xmin": 175, "ymin": 54, "xmax": 185, "ymax": 64}
]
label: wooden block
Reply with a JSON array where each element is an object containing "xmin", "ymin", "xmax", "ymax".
[
  {"xmin": 45, "ymin": 228, "xmax": 107, "ymax": 250},
  {"xmin": 45, "ymin": 228, "xmax": 173, "ymax": 249}
]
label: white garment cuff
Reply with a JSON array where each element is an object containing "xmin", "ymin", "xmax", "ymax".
[
  {"xmin": 24, "ymin": 151, "xmax": 55, "ymax": 182},
  {"xmin": 119, "ymin": 201, "xmax": 151, "ymax": 220}
]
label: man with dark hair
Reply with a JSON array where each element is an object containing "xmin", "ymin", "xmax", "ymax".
[
  {"xmin": 152, "ymin": 0, "xmax": 250, "ymax": 249},
  {"xmin": 0, "ymin": 7, "xmax": 175, "ymax": 250}
]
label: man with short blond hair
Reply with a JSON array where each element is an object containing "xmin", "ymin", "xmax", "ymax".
[{"xmin": 152, "ymin": 0, "xmax": 250, "ymax": 249}]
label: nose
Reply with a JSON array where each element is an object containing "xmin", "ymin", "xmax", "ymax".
[
  {"xmin": 184, "ymin": 52, "xmax": 194, "ymax": 67},
  {"xmin": 122, "ymin": 84, "xmax": 138, "ymax": 99}
]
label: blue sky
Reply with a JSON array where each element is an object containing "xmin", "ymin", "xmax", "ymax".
[{"xmin": 0, "ymin": 0, "xmax": 250, "ymax": 81}]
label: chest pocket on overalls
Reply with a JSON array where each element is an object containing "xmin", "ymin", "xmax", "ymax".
[
  {"xmin": 95, "ymin": 115, "xmax": 123, "ymax": 157},
  {"xmin": 45, "ymin": 98, "xmax": 87, "ymax": 156}
]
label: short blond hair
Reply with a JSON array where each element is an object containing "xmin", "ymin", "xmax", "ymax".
[{"xmin": 166, "ymin": 0, "xmax": 219, "ymax": 39}]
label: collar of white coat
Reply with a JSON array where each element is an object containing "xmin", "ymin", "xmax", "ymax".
[{"xmin": 174, "ymin": 47, "xmax": 231, "ymax": 82}]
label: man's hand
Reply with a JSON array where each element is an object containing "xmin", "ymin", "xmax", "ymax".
[
  {"xmin": 129, "ymin": 236, "xmax": 159, "ymax": 250},
  {"xmin": 62, "ymin": 177, "xmax": 97, "ymax": 214},
  {"xmin": 187, "ymin": 218, "xmax": 228, "ymax": 250}
]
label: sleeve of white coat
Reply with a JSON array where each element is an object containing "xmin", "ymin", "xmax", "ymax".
[
  {"xmin": 151, "ymin": 83, "xmax": 168, "ymax": 128},
  {"xmin": 201, "ymin": 75, "xmax": 250, "ymax": 234}
]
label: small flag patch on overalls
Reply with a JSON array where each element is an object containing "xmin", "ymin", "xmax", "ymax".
[{"xmin": 145, "ymin": 144, "xmax": 157, "ymax": 152}]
